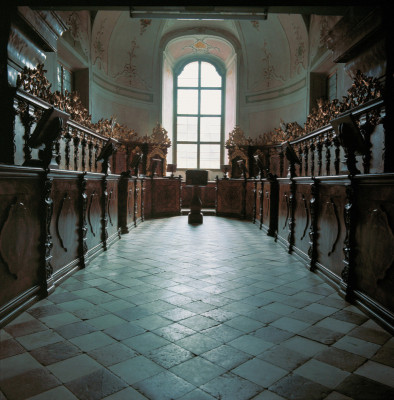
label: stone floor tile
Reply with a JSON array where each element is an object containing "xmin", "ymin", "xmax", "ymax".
[
  {"xmin": 201, "ymin": 308, "xmax": 238, "ymax": 323},
  {"xmin": 16, "ymin": 329, "xmax": 63, "ymax": 351},
  {"xmin": 177, "ymin": 388, "xmax": 216, "ymax": 400},
  {"xmin": 270, "ymin": 373, "xmax": 331, "ymax": 400},
  {"xmin": 54, "ymin": 320, "xmax": 97, "ymax": 339},
  {"xmin": 347, "ymin": 325, "xmax": 392, "ymax": 345},
  {"xmin": 201, "ymin": 372, "xmax": 263, "ymax": 400},
  {"xmin": 0, "ymin": 353, "xmax": 44, "ymax": 381},
  {"xmin": 109, "ymin": 355, "xmax": 164, "ymax": 385},
  {"xmin": 253, "ymin": 326, "xmax": 294, "ymax": 344},
  {"xmin": 202, "ymin": 324, "xmax": 244, "ymax": 343},
  {"xmin": 133, "ymin": 314, "xmax": 173, "ymax": 330},
  {"xmin": 281, "ymin": 336, "xmax": 327, "ymax": 357},
  {"xmin": 146, "ymin": 343, "xmax": 194, "ymax": 369},
  {"xmin": 299, "ymin": 325, "xmax": 344, "ymax": 345},
  {"xmin": 25, "ymin": 386, "xmax": 78, "ymax": 399},
  {"xmin": 180, "ymin": 315, "xmax": 220, "ymax": 330},
  {"xmin": 153, "ymin": 322, "xmax": 196, "ymax": 342},
  {"xmin": 103, "ymin": 321, "xmax": 146, "ymax": 341},
  {"xmin": 122, "ymin": 331, "xmax": 170, "ymax": 354},
  {"xmin": 232, "ymin": 358, "xmax": 288, "ymax": 388},
  {"xmin": 0, "ymin": 338, "xmax": 25, "ymax": 359},
  {"xmin": 335, "ymin": 373, "xmax": 394, "ymax": 400},
  {"xmin": 314, "ymin": 347, "xmax": 366, "ymax": 372},
  {"xmin": 330, "ymin": 309, "xmax": 369, "ymax": 325},
  {"xmin": 30, "ymin": 341, "xmax": 82, "ymax": 366},
  {"xmin": 58, "ymin": 299, "xmax": 96, "ymax": 312},
  {"xmin": 47, "ymin": 354, "xmax": 102, "ymax": 383},
  {"xmin": 170, "ymin": 356, "xmax": 225, "ymax": 386},
  {"xmin": 4, "ymin": 319, "xmax": 48, "ymax": 338},
  {"xmin": 101, "ymin": 387, "xmax": 148, "ymax": 400},
  {"xmin": 314, "ymin": 317, "xmax": 356, "ymax": 334},
  {"xmin": 0, "ymin": 368, "xmax": 60, "ymax": 400},
  {"xmin": 322, "ymin": 391, "xmax": 353, "ymax": 400},
  {"xmin": 354, "ymin": 360, "xmax": 394, "ymax": 388},
  {"xmin": 246, "ymin": 309, "xmax": 282, "ymax": 324},
  {"xmin": 87, "ymin": 314, "xmax": 128, "ymax": 330},
  {"xmin": 69, "ymin": 331, "xmax": 115, "ymax": 352},
  {"xmin": 225, "ymin": 315, "xmax": 264, "ymax": 333},
  {"xmin": 27, "ymin": 304, "xmax": 65, "ymax": 319},
  {"xmin": 293, "ymin": 359, "xmax": 350, "ymax": 389},
  {"xmin": 65, "ymin": 368, "xmax": 128, "ymax": 400},
  {"xmin": 113, "ymin": 306, "xmax": 151, "ymax": 322},
  {"xmin": 176, "ymin": 332, "xmax": 223, "ymax": 355},
  {"xmin": 251, "ymin": 390, "xmax": 286, "ymax": 399},
  {"xmin": 371, "ymin": 338, "xmax": 394, "ymax": 367},
  {"xmin": 201, "ymin": 344, "xmax": 252, "ymax": 370},
  {"xmin": 133, "ymin": 370, "xmax": 195, "ymax": 400},
  {"xmin": 333, "ymin": 335, "xmax": 380, "ymax": 358},
  {"xmin": 257, "ymin": 344, "xmax": 310, "ymax": 371},
  {"xmin": 228, "ymin": 334, "xmax": 274, "ymax": 356},
  {"xmin": 271, "ymin": 316, "xmax": 311, "ymax": 334},
  {"xmin": 159, "ymin": 307, "xmax": 196, "ymax": 322},
  {"xmin": 88, "ymin": 342, "xmax": 138, "ymax": 367},
  {"xmin": 39, "ymin": 312, "xmax": 81, "ymax": 329}
]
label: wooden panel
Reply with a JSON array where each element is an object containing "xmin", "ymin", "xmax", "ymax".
[
  {"xmin": 143, "ymin": 179, "xmax": 152, "ymax": 219},
  {"xmin": 293, "ymin": 183, "xmax": 312, "ymax": 257},
  {"xmin": 50, "ymin": 177, "xmax": 80, "ymax": 275},
  {"xmin": 85, "ymin": 179, "xmax": 103, "ymax": 251},
  {"xmin": 245, "ymin": 181, "xmax": 255, "ymax": 220},
  {"xmin": 181, "ymin": 182, "xmax": 216, "ymax": 208},
  {"xmin": 0, "ymin": 169, "xmax": 42, "ymax": 309},
  {"xmin": 277, "ymin": 180, "xmax": 292, "ymax": 245},
  {"xmin": 353, "ymin": 179, "xmax": 394, "ymax": 313},
  {"xmin": 151, "ymin": 178, "xmax": 181, "ymax": 217},
  {"xmin": 118, "ymin": 176, "xmax": 135, "ymax": 233},
  {"xmin": 106, "ymin": 177, "xmax": 119, "ymax": 238},
  {"xmin": 316, "ymin": 182, "xmax": 348, "ymax": 278},
  {"xmin": 135, "ymin": 179, "xmax": 143, "ymax": 223},
  {"xmin": 216, "ymin": 180, "xmax": 243, "ymax": 217}
]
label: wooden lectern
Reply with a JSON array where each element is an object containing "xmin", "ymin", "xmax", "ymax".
[{"xmin": 186, "ymin": 170, "xmax": 208, "ymax": 224}]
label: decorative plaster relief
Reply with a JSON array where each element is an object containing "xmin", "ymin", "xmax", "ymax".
[
  {"xmin": 261, "ymin": 41, "xmax": 285, "ymax": 89},
  {"xmin": 140, "ymin": 19, "xmax": 152, "ymax": 35},
  {"xmin": 112, "ymin": 39, "xmax": 148, "ymax": 90},
  {"xmin": 93, "ymin": 19, "xmax": 106, "ymax": 70},
  {"xmin": 182, "ymin": 37, "xmax": 220, "ymax": 55}
]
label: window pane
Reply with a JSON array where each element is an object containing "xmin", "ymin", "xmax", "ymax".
[
  {"xmin": 177, "ymin": 144, "xmax": 197, "ymax": 168},
  {"xmin": 200, "ymin": 144, "xmax": 221, "ymax": 169},
  {"xmin": 200, "ymin": 90, "xmax": 221, "ymax": 115},
  {"xmin": 177, "ymin": 117, "xmax": 197, "ymax": 141},
  {"xmin": 200, "ymin": 117, "xmax": 221, "ymax": 142},
  {"xmin": 177, "ymin": 89, "xmax": 198, "ymax": 114},
  {"xmin": 63, "ymin": 68, "xmax": 72, "ymax": 93},
  {"xmin": 178, "ymin": 62, "xmax": 198, "ymax": 87},
  {"xmin": 201, "ymin": 62, "xmax": 221, "ymax": 87}
]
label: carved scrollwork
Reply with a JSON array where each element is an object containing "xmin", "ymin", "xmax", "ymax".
[
  {"xmin": 300, "ymin": 194, "xmax": 310, "ymax": 241},
  {"xmin": 56, "ymin": 192, "xmax": 72, "ymax": 252},
  {"xmin": 42, "ymin": 173, "xmax": 54, "ymax": 289},
  {"xmin": 308, "ymin": 181, "xmax": 319, "ymax": 271},
  {"xmin": 327, "ymin": 198, "xmax": 341, "ymax": 256},
  {"xmin": 88, "ymin": 190, "xmax": 98, "ymax": 236},
  {"xmin": 80, "ymin": 172, "xmax": 88, "ymax": 265},
  {"xmin": 108, "ymin": 188, "xmax": 113, "ymax": 226},
  {"xmin": 0, "ymin": 197, "xmax": 32, "ymax": 280}
]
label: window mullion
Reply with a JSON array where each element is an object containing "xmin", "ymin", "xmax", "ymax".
[{"xmin": 197, "ymin": 61, "xmax": 201, "ymax": 169}]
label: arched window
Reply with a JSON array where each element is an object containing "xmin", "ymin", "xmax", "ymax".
[{"xmin": 174, "ymin": 60, "xmax": 224, "ymax": 170}]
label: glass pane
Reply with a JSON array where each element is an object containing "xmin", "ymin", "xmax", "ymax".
[
  {"xmin": 200, "ymin": 90, "xmax": 221, "ymax": 115},
  {"xmin": 200, "ymin": 144, "xmax": 221, "ymax": 169},
  {"xmin": 200, "ymin": 117, "xmax": 221, "ymax": 142},
  {"xmin": 177, "ymin": 89, "xmax": 198, "ymax": 114},
  {"xmin": 177, "ymin": 117, "xmax": 197, "ymax": 141},
  {"xmin": 201, "ymin": 62, "xmax": 221, "ymax": 87},
  {"xmin": 178, "ymin": 62, "xmax": 198, "ymax": 87},
  {"xmin": 177, "ymin": 144, "xmax": 197, "ymax": 168}
]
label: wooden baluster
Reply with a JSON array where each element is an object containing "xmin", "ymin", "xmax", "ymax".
[
  {"xmin": 317, "ymin": 139, "xmax": 323, "ymax": 177},
  {"xmin": 94, "ymin": 141, "xmax": 100, "ymax": 172},
  {"xmin": 55, "ymin": 140, "xmax": 61, "ymax": 166},
  {"xmin": 64, "ymin": 126, "xmax": 71, "ymax": 170},
  {"xmin": 303, "ymin": 143, "xmax": 309, "ymax": 176},
  {"xmin": 21, "ymin": 103, "xmax": 34, "ymax": 164},
  {"xmin": 81, "ymin": 135, "xmax": 87, "ymax": 171},
  {"xmin": 333, "ymin": 136, "xmax": 340, "ymax": 175},
  {"xmin": 73, "ymin": 133, "xmax": 80, "ymax": 171},
  {"xmin": 325, "ymin": 136, "xmax": 331, "ymax": 176},
  {"xmin": 310, "ymin": 140, "xmax": 315, "ymax": 177},
  {"xmin": 88, "ymin": 140, "xmax": 93, "ymax": 172},
  {"xmin": 279, "ymin": 149, "xmax": 284, "ymax": 177},
  {"xmin": 297, "ymin": 144, "xmax": 303, "ymax": 177},
  {"xmin": 361, "ymin": 118, "xmax": 373, "ymax": 174}
]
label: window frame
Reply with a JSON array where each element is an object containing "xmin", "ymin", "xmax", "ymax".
[{"xmin": 173, "ymin": 57, "xmax": 226, "ymax": 170}]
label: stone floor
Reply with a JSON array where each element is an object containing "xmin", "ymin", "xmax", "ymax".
[{"xmin": 1, "ymin": 216, "xmax": 394, "ymax": 400}]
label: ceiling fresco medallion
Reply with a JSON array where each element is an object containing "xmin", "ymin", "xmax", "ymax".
[{"xmin": 183, "ymin": 38, "xmax": 220, "ymax": 55}]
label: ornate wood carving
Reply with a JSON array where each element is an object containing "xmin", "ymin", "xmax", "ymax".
[
  {"xmin": 325, "ymin": 137, "xmax": 331, "ymax": 176},
  {"xmin": 41, "ymin": 172, "xmax": 55, "ymax": 295},
  {"xmin": 287, "ymin": 180, "xmax": 296, "ymax": 253},
  {"xmin": 64, "ymin": 128, "xmax": 71, "ymax": 170},
  {"xmin": 81, "ymin": 136, "xmax": 87, "ymax": 171},
  {"xmin": 73, "ymin": 134, "xmax": 80, "ymax": 171},
  {"xmin": 94, "ymin": 141, "xmax": 100, "ymax": 172},
  {"xmin": 55, "ymin": 192, "xmax": 71, "ymax": 252},
  {"xmin": 0, "ymin": 198, "xmax": 32, "ymax": 280},
  {"xmin": 300, "ymin": 194, "xmax": 309, "ymax": 241},
  {"xmin": 108, "ymin": 188, "xmax": 113, "ymax": 226},
  {"xmin": 88, "ymin": 190, "xmax": 98, "ymax": 237},
  {"xmin": 342, "ymin": 182, "xmax": 356, "ymax": 299},
  {"xmin": 327, "ymin": 198, "xmax": 341, "ymax": 256},
  {"xmin": 79, "ymin": 172, "xmax": 88, "ymax": 267},
  {"xmin": 317, "ymin": 140, "xmax": 323, "ymax": 176},
  {"xmin": 279, "ymin": 150, "xmax": 284, "ymax": 177},
  {"xmin": 308, "ymin": 180, "xmax": 319, "ymax": 271},
  {"xmin": 303, "ymin": 143, "xmax": 309, "ymax": 176},
  {"xmin": 102, "ymin": 176, "xmax": 108, "ymax": 250},
  {"xmin": 333, "ymin": 137, "xmax": 341, "ymax": 175},
  {"xmin": 310, "ymin": 140, "xmax": 315, "ymax": 177},
  {"xmin": 88, "ymin": 140, "xmax": 93, "ymax": 171},
  {"xmin": 20, "ymin": 102, "xmax": 34, "ymax": 164}
]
